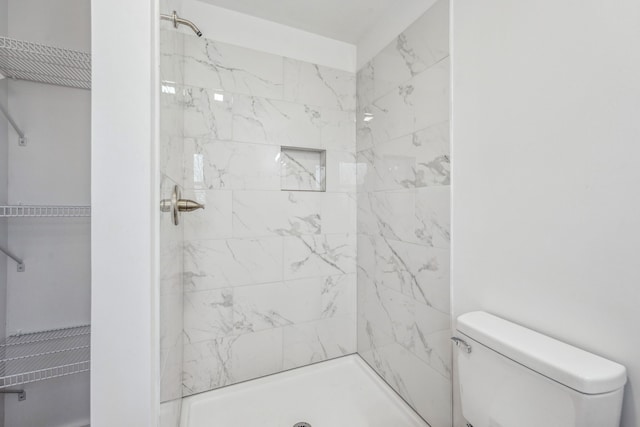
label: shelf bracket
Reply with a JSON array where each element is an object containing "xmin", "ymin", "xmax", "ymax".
[
  {"xmin": 0, "ymin": 245, "xmax": 25, "ymax": 272},
  {"xmin": 0, "ymin": 103, "xmax": 27, "ymax": 146},
  {"xmin": 0, "ymin": 390, "xmax": 26, "ymax": 401}
]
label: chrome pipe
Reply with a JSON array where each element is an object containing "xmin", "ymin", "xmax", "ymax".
[{"xmin": 160, "ymin": 11, "xmax": 202, "ymax": 37}]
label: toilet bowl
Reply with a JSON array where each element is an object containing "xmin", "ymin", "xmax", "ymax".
[{"xmin": 454, "ymin": 311, "xmax": 626, "ymax": 427}]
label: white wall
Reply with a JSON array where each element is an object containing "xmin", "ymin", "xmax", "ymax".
[
  {"xmin": 179, "ymin": 0, "xmax": 356, "ymax": 72},
  {"xmin": 451, "ymin": 1, "xmax": 640, "ymax": 426},
  {"xmin": 91, "ymin": 0, "xmax": 160, "ymax": 425},
  {"xmin": 0, "ymin": 1, "xmax": 8, "ymax": 425}
]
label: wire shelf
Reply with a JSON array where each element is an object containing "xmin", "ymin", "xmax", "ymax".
[
  {"xmin": 0, "ymin": 325, "xmax": 90, "ymax": 389},
  {"xmin": 0, "ymin": 205, "xmax": 91, "ymax": 218},
  {"xmin": 0, "ymin": 37, "xmax": 91, "ymax": 90}
]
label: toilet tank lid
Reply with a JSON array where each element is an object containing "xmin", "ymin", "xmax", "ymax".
[{"xmin": 456, "ymin": 311, "xmax": 627, "ymax": 394}]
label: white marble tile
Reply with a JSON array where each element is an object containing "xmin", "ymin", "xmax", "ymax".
[
  {"xmin": 232, "ymin": 191, "xmax": 322, "ymax": 238},
  {"xmin": 234, "ymin": 281, "xmax": 321, "ymax": 333},
  {"xmin": 183, "ymin": 288, "xmax": 234, "ymax": 343},
  {"xmin": 183, "ymin": 35, "xmax": 284, "ymax": 99},
  {"xmin": 160, "ymin": 30, "xmax": 184, "ymax": 85},
  {"xmin": 183, "ymin": 139, "xmax": 281, "ymax": 191},
  {"xmin": 282, "ymin": 315, "xmax": 356, "ymax": 369},
  {"xmin": 183, "ymin": 189, "xmax": 232, "ymax": 240},
  {"xmin": 160, "ymin": 86, "xmax": 184, "ymax": 133},
  {"xmin": 160, "ymin": 292, "xmax": 184, "ymax": 350},
  {"xmin": 233, "ymin": 100, "xmax": 354, "ymax": 151},
  {"xmin": 412, "ymin": 58, "xmax": 450, "ymax": 132},
  {"xmin": 283, "ymin": 58, "xmax": 356, "ymax": 111},
  {"xmin": 160, "ymin": 176, "xmax": 183, "ymax": 296},
  {"xmin": 319, "ymin": 273, "xmax": 356, "ymax": 319},
  {"xmin": 362, "ymin": 89, "xmax": 415, "ymax": 145},
  {"xmin": 359, "ymin": 58, "xmax": 450, "ymax": 146},
  {"xmin": 280, "ymin": 148, "xmax": 326, "ymax": 191},
  {"xmin": 182, "ymin": 338, "xmax": 233, "ymax": 394},
  {"xmin": 360, "ymin": 341, "xmax": 452, "ymax": 427},
  {"xmin": 159, "ymin": 399, "xmax": 182, "ymax": 427},
  {"xmin": 183, "ymin": 87, "xmax": 233, "ymax": 140},
  {"xmin": 326, "ymin": 150, "xmax": 358, "ymax": 192},
  {"xmin": 160, "ymin": 135, "xmax": 185, "ymax": 186},
  {"xmin": 357, "ymin": 62, "xmax": 375, "ymax": 110},
  {"xmin": 408, "ymin": 121, "xmax": 450, "ymax": 186},
  {"xmin": 230, "ymin": 328, "xmax": 284, "ymax": 383},
  {"xmin": 321, "ymin": 192, "xmax": 356, "ymax": 235},
  {"xmin": 160, "ymin": 238, "xmax": 183, "ymax": 296},
  {"xmin": 357, "ymin": 188, "xmax": 450, "ymax": 251},
  {"xmin": 415, "ymin": 186, "xmax": 450, "ymax": 249},
  {"xmin": 182, "ymin": 328, "xmax": 283, "ymax": 395},
  {"xmin": 357, "ymin": 190, "xmax": 415, "ymax": 242},
  {"xmin": 160, "ymin": 345, "xmax": 183, "ymax": 402},
  {"xmin": 284, "ymin": 233, "xmax": 356, "ymax": 280},
  {"xmin": 371, "ymin": 0, "xmax": 449, "ymax": 100},
  {"xmin": 364, "ymin": 283, "xmax": 450, "ymax": 376},
  {"xmin": 319, "ymin": 109, "xmax": 356, "ymax": 152},
  {"xmin": 232, "ymin": 95, "xmax": 323, "ymax": 147},
  {"xmin": 357, "ymin": 307, "xmax": 397, "ymax": 355},
  {"xmin": 356, "ymin": 122, "xmax": 450, "ymax": 192},
  {"xmin": 183, "ymin": 237, "xmax": 283, "ymax": 291},
  {"xmin": 372, "ymin": 235, "xmax": 450, "ymax": 312}
]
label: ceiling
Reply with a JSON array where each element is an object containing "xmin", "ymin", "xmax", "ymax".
[{"xmin": 196, "ymin": 0, "xmax": 398, "ymax": 43}]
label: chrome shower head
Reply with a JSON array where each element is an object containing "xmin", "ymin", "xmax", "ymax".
[{"xmin": 161, "ymin": 11, "xmax": 203, "ymax": 37}]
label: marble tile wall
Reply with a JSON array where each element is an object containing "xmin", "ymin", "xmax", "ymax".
[
  {"xmin": 160, "ymin": 27, "xmax": 186, "ymax": 405},
  {"xmin": 178, "ymin": 34, "xmax": 358, "ymax": 396},
  {"xmin": 355, "ymin": 1, "xmax": 452, "ymax": 426}
]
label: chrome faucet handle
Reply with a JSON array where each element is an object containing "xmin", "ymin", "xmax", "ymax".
[{"xmin": 160, "ymin": 185, "xmax": 204, "ymax": 225}]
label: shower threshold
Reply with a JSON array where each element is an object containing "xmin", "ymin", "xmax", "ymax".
[{"xmin": 171, "ymin": 355, "xmax": 428, "ymax": 427}]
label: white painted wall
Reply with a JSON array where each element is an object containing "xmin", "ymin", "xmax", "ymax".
[
  {"xmin": 451, "ymin": 1, "xmax": 640, "ymax": 426},
  {"xmin": 91, "ymin": 0, "xmax": 160, "ymax": 425},
  {"xmin": 0, "ymin": 1, "xmax": 8, "ymax": 425},
  {"xmin": 179, "ymin": 0, "xmax": 356, "ymax": 72},
  {"xmin": 4, "ymin": 1, "xmax": 91, "ymax": 426}
]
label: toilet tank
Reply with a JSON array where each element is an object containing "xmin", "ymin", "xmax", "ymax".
[{"xmin": 455, "ymin": 311, "xmax": 626, "ymax": 427}]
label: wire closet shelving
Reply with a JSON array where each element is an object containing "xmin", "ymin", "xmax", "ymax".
[
  {"xmin": 0, "ymin": 36, "xmax": 91, "ymax": 89},
  {"xmin": 0, "ymin": 37, "xmax": 92, "ymax": 394},
  {"xmin": 0, "ymin": 205, "xmax": 91, "ymax": 218},
  {"xmin": 0, "ymin": 325, "xmax": 91, "ymax": 389}
]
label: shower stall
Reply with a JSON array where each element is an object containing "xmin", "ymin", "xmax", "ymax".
[{"xmin": 158, "ymin": 1, "xmax": 451, "ymax": 425}]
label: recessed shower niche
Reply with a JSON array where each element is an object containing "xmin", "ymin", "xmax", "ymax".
[{"xmin": 279, "ymin": 147, "xmax": 327, "ymax": 192}]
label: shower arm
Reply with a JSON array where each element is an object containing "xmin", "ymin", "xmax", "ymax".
[{"xmin": 160, "ymin": 11, "xmax": 202, "ymax": 37}]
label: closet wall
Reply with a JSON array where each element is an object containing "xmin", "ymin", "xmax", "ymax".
[
  {"xmin": 3, "ymin": 1, "xmax": 91, "ymax": 426},
  {"xmin": 0, "ymin": 0, "xmax": 7, "ymax": 424}
]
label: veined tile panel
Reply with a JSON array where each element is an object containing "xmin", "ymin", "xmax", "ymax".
[
  {"xmin": 159, "ymin": 25, "xmax": 185, "ymax": 405},
  {"xmin": 356, "ymin": 1, "xmax": 451, "ymax": 425},
  {"xmin": 179, "ymin": 33, "xmax": 357, "ymax": 397},
  {"xmin": 284, "ymin": 59, "xmax": 357, "ymax": 111},
  {"xmin": 183, "ymin": 34, "xmax": 284, "ymax": 99}
]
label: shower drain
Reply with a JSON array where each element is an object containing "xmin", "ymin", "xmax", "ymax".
[{"xmin": 293, "ymin": 423, "xmax": 312, "ymax": 427}]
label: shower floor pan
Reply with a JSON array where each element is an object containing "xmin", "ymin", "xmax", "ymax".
[{"xmin": 179, "ymin": 355, "xmax": 428, "ymax": 427}]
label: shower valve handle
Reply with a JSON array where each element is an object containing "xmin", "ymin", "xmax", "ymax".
[
  {"xmin": 160, "ymin": 185, "xmax": 204, "ymax": 225},
  {"xmin": 177, "ymin": 199, "xmax": 205, "ymax": 212}
]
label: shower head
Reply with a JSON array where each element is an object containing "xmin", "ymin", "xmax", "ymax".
[{"xmin": 161, "ymin": 11, "xmax": 203, "ymax": 37}]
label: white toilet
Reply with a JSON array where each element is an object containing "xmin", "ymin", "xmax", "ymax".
[{"xmin": 454, "ymin": 311, "xmax": 627, "ymax": 427}]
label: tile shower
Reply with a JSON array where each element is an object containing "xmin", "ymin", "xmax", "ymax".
[
  {"xmin": 356, "ymin": 0, "xmax": 452, "ymax": 425},
  {"xmin": 159, "ymin": 1, "xmax": 450, "ymax": 426}
]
